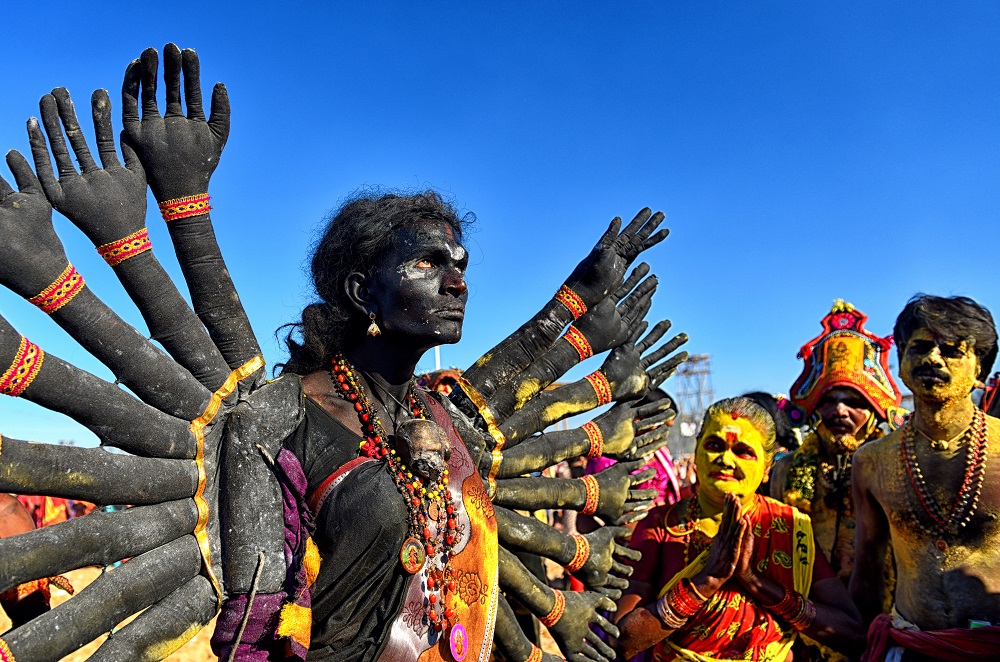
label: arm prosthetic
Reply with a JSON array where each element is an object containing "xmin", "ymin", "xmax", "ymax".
[
  {"xmin": 122, "ymin": 45, "xmax": 262, "ymax": 369},
  {"xmin": 492, "ymin": 594, "xmax": 564, "ymax": 662},
  {"xmin": 0, "ymin": 313, "xmax": 194, "ymax": 458},
  {"xmin": 0, "ymin": 500, "xmax": 198, "ymax": 595},
  {"xmin": 486, "ymin": 268, "xmax": 656, "ymax": 421},
  {"xmin": 461, "ymin": 209, "xmax": 668, "ymax": 401},
  {"xmin": 0, "ymin": 154, "xmax": 212, "ymax": 419},
  {"xmin": 501, "ymin": 328, "xmax": 688, "ymax": 444},
  {"xmin": 0, "ymin": 438, "xmax": 197, "ymax": 504},
  {"xmin": 499, "ymin": 547, "xmax": 620, "ymax": 662},
  {"xmin": 0, "ymin": 535, "xmax": 201, "ymax": 662},
  {"xmin": 89, "ymin": 574, "xmax": 217, "ymax": 662},
  {"xmin": 27, "ymin": 86, "xmax": 231, "ymax": 391},
  {"xmin": 495, "ymin": 506, "xmax": 638, "ymax": 593},
  {"xmin": 493, "ymin": 461, "xmax": 656, "ymax": 524},
  {"xmin": 497, "ymin": 397, "xmax": 676, "ymax": 477}
]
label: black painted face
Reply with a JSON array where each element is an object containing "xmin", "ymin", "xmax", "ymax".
[{"xmin": 367, "ymin": 218, "xmax": 469, "ymax": 350}]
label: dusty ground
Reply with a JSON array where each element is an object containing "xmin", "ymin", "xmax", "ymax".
[{"xmin": 2, "ymin": 566, "xmax": 563, "ymax": 660}]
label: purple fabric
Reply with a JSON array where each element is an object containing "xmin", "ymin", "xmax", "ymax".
[
  {"xmin": 212, "ymin": 448, "xmax": 316, "ymax": 661},
  {"xmin": 585, "ymin": 448, "xmax": 680, "ymax": 507}
]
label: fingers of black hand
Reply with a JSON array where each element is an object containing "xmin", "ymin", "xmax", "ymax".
[
  {"xmin": 614, "ymin": 543, "xmax": 641, "ymax": 562},
  {"xmin": 612, "ymin": 262, "xmax": 649, "ymax": 301},
  {"xmin": 649, "ymin": 351, "xmax": 689, "ymax": 387},
  {"xmin": 0, "ymin": 169, "xmax": 13, "ymax": 199},
  {"xmin": 52, "ymin": 87, "xmax": 98, "ymax": 173},
  {"xmin": 595, "ymin": 613, "xmax": 619, "ymax": 638},
  {"xmin": 627, "ymin": 320, "xmax": 648, "ymax": 346},
  {"xmin": 643, "ymin": 227, "xmax": 671, "ymax": 250},
  {"xmin": 611, "ymin": 560, "xmax": 634, "ymax": 577},
  {"xmin": 635, "ymin": 210, "xmax": 665, "ymax": 244},
  {"xmin": 621, "ymin": 207, "xmax": 652, "ymax": 239},
  {"xmin": 636, "ymin": 320, "xmax": 672, "ymax": 355},
  {"xmin": 605, "ymin": 575, "xmax": 629, "ymax": 590},
  {"xmin": 181, "ymin": 49, "xmax": 206, "ymax": 121},
  {"xmin": 122, "ymin": 59, "xmax": 141, "ymax": 124},
  {"xmin": 163, "ymin": 43, "xmax": 183, "ymax": 117},
  {"xmin": 207, "ymin": 82, "xmax": 231, "ymax": 144},
  {"xmin": 637, "ymin": 410, "xmax": 676, "ymax": 433},
  {"xmin": 6, "ymin": 150, "xmax": 42, "ymax": 194},
  {"xmin": 585, "ymin": 630, "xmax": 616, "ymax": 660},
  {"xmin": 629, "ymin": 470, "xmax": 656, "ymax": 487},
  {"xmin": 597, "ymin": 216, "xmax": 622, "ymax": 248},
  {"xmin": 39, "ymin": 94, "xmax": 76, "ymax": 178},
  {"xmin": 139, "ymin": 47, "xmax": 161, "ymax": 118},
  {"xmin": 90, "ymin": 90, "xmax": 121, "ymax": 169},
  {"xmin": 642, "ymin": 335, "xmax": 687, "ymax": 371},
  {"xmin": 26, "ymin": 118, "xmax": 58, "ymax": 194}
]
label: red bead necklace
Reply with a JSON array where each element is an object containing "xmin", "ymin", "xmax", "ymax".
[
  {"xmin": 900, "ymin": 408, "xmax": 988, "ymax": 544},
  {"xmin": 330, "ymin": 355, "xmax": 460, "ymax": 633}
]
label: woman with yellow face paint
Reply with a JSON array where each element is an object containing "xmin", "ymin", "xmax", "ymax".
[{"xmin": 615, "ymin": 397, "xmax": 864, "ymax": 661}]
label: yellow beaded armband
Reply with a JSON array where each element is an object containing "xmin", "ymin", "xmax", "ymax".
[
  {"xmin": 564, "ymin": 324, "xmax": 593, "ymax": 361},
  {"xmin": 0, "ymin": 337, "xmax": 44, "ymax": 397},
  {"xmin": 539, "ymin": 589, "xmax": 566, "ymax": 627},
  {"xmin": 554, "ymin": 285, "xmax": 587, "ymax": 320},
  {"xmin": 582, "ymin": 421, "xmax": 604, "ymax": 459},
  {"xmin": 97, "ymin": 228, "xmax": 152, "ymax": 266},
  {"xmin": 580, "ymin": 474, "xmax": 600, "ymax": 515},
  {"xmin": 28, "ymin": 264, "xmax": 84, "ymax": 314},
  {"xmin": 159, "ymin": 193, "xmax": 211, "ymax": 221},
  {"xmin": 566, "ymin": 533, "xmax": 590, "ymax": 572},
  {"xmin": 585, "ymin": 370, "xmax": 612, "ymax": 406},
  {"xmin": 0, "ymin": 638, "xmax": 14, "ymax": 662}
]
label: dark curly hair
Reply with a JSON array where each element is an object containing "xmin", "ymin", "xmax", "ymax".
[
  {"xmin": 278, "ymin": 190, "xmax": 474, "ymax": 375},
  {"xmin": 894, "ymin": 294, "xmax": 998, "ymax": 381}
]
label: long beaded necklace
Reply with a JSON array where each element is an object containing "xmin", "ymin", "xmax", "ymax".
[
  {"xmin": 900, "ymin": 408, "xmax": 988, "ymax": 552},
  {"xmin": 666, "ymin": 499, "xmax": 710, "ymax": 567},
  {"xmin": 330, "ymin": 355, "xmax": 461, "ymax": 633}
]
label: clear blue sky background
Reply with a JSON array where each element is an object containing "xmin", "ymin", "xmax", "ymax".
[{"xmin": 1, "ymin": 2, "xmax": 998, "ymax": 445}]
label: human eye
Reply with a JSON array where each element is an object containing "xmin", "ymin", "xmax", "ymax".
[
  {"xmin": 703, "ymin": 437, "xmax": 724, "ymax": 452},
  {"xmin": 734, "ymin": 444, "xmax": 757, "ymax": 460},
  {"xmin": 415, "ymin": 258, "xmax": 434, "ymax": 269}
]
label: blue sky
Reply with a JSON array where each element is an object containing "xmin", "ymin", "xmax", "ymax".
[{"xmin": 1, "ymin": 2, "xmax": 998, "ymax": 445}]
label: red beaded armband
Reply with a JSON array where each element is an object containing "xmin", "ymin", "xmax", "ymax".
[
  {"xmin": 582, "ymin": 421, "xmax": 604, "ymax": 459},
  {"xmin": 525, "ymin": 645, "xmax": 543, "ymax": 662},
  {"xmin": 585, "ymin": 370, "xmax": 612, "ymax": 406},
  {"xmin": 539, "ymin": 589, "xmax": 566, "ymax": 627},
  {"xmin": 97, "ymin": 228, "xmax": 152, "ymax": 266},
  {"xmin": 0, "ymin": 337, "xmax": 44, "ymax": 397},
  {"xmin": 554, "ymin": 285, "xmax": 587, "ymax": 320},
  {"xmin": 767, "ymin": 587, "xmax": 798, "ymax": 619},
  {"xmin": 563, "ymin": 325, "xmax": 593, "ymax": 361},
  {"xmin": 580, "ymin": 475, "xmax": 600, "ymax": 515},
  {"xmin": 158, "ymin": 193, "xmax": 211, "ymax": 221},
  {"xmin": 566, "ymin": 533, "xmax": 590, "ymax": 572},
  {"xmin": 28, "ymin": 265, "xmax": 84, "ymax": 314},
  {"xmin": 0, "ymin": 638, "xmax": 14, "ymax": 662}
]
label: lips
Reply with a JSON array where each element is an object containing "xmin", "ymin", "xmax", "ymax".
[
  {"xmin": 914, "ymin": 367, "xmax": 949, "ymax": 384},
  {"xmin": 435, "ymin": 308, "xmax": 465, "ymax": 321},
  {"xmin": 708, "ymin": 471, "xmax": 738, "ymax": 481}
]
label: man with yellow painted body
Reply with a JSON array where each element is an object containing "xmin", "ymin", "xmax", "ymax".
[{"xmin": 851, "ymin": 295, "xmax": 1000, "ymax": 660}]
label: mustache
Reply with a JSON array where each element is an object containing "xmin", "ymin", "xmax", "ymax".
[{"xmin": 913, "ymin": 364, "xmax": 950, "ymax": 381}]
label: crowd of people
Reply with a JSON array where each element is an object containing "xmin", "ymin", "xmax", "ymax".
[{"xmin": 0, "ymin": 44, "xmax": 998, "ymax": 662}]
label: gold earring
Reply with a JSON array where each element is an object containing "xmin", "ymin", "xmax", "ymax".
[{"xmin": 367, "ymin": 312, "xmax": 381, "ymax": 337}]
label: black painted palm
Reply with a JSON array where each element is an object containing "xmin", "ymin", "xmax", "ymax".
[{"xmin": 0, "ymin": 44, "xmax": 687, "ymax": 662}]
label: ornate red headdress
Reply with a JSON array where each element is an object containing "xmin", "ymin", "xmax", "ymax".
[{"xmin": 790, "ymin": 300, "xmax": 902, "ymax": 421}]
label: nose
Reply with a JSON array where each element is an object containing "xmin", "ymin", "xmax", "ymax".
[
  {"xmin": 443, "ymin": 268, "xmax": 467, "ymax": 298},
  {"xmin": 834, "ymin": 402, "xmax": 851, "ymax": 416}
]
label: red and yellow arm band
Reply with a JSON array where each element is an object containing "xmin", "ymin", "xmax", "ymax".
[
  {"xmin": 158, "ymin": 193, "xmax": 211, "ymax": 221},
  {"xmin": 28, "ymin": 264, "xmax": 84, "ymax": 314},
  {"xmin": 566, "ymin": 533, "xmax": 590, "ymax": 572},
  {"xmin": 97, "ymin": 228, "xmax": 152, "ymax": 266},
  {"xmin": 563, "ymin": 325, "xmax": 593, "ymax": 361},
  {"xmin": 0, "ymin": 337, "xmax": 44, "ymax": 398},
  {"xmin": 539, "ymin": 589, "xmax": 566, "ymax": 627},
  {"xmin": 554, "ymin": 285, "xmax": 587, "ymax": 320},
  {"xmin": 585, "ymin": 370, "xmax": 612, "ymax": 406}
]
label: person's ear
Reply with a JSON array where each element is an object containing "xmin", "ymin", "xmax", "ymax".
[{"xmin": 345, "ymin": 271, "xmax": 375, "ymax": 317}]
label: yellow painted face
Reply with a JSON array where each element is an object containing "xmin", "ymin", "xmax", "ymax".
[
  {"xmin": 900, "ymin": 328, "xmax": 980, "ymax": 404},
  {"xmin": 695, "ymin": 411, "xmax": 769, "ymax": 504}
]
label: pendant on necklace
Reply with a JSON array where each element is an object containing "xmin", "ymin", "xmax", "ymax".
[
  {"xmin": 930, "ymin": 440, "xmax": 950, "ymax": 452},
  {"xmin": 400, "ymin": 536, "xmax": 426, "ymax": 574},
  {"xmin": 449, "ymin": 623, "xmax": 469, "ymax": 661},
  {"xmin": 936, "ymin": 538, "xmax": 948, "ymax": 552}
]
